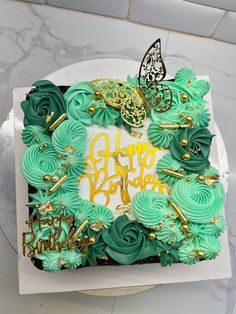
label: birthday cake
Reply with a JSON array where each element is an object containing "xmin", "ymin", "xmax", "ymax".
[{"xmin": 20, "ymin": 39, "xmax": 226, "ymax": 272}]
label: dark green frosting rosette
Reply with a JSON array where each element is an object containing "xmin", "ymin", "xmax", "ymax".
[
  {"xmin": 169, "ymin": 127, "xmax": 213, "ymax": 173},
  {"xmin": 21, "ymin": 80, "xmax": 66, "ymax": 128},
  {"xmin": 102, "ymin": 215, "xmax": 156, "ymax": 264}
]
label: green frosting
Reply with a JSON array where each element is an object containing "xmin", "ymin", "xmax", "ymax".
[
  {"xmin": 76, "ymin": 199, "xmax": 94, "ymax": 222},
  {"xmin": 27, "ymin": 190, "xmax": 60, "ymax": 216},
  {"xmin": 40, "ymin": 252, "xmax": 63, "ymax": 272},
  {"xmin": 131, "ymin": 190, "xmax": 168, "ymax": 229},
  {"xmin": 155, "ymin": 240, "xmax": 180, "ymax": 266},
  {"xmin": 148, "ymin": 122, "xmax": 177, "ymax": 148},
  {"xmin": 156, "ymin": 154, "xmax": 183, "ymax": 187},
  {"xmin": 61, "ymin": 250, "xmax": 83, "ymax": 269},
  {"xmin": 64, "ymin": 81, "xmax": 96, "ymax": 124},
  {"xmin": 63, "ymin": 154, "xmax": 86, "ymax": 177},
  {"xmin": 21, "ymin": 144, "xmax": 62, "ymax": 190},
  {"xmin": 198, "ymin": 235, "xmax": 221, "ymax": 260},
  {"xmin": 21, "ymin": 80, "xmax": 66, "ymax": 128},
  {"xmin": 202, "ymin": 216, "xmax": 226, "ymax": 237},
  {"xmin": 155, "ymin": 218, "xmax": 184, "ymax": 244},
  {"xmin": 90, "ymin": 204, "xmax": 114, "ymax": 227},
  {"xmin": 169, "ymin": 127, "xmax": 213, "ymax": 173},
  {"xmin": 92, "ymin": 104, "xmax": 120, "ymax": 127},
  {"xmin": 102, "ymin": 215, "xmax": 155, "ymax": 264},
  {"xmin": 82, "ymin": 231, "xmax": 107, "ymax": 266},
  {"xmin": 56, "ymin": 175, "xmax": 79, "ymax": 194},
  {"xmin": 52, "ymin": 120, "xmax": 87, "ymax": 156},
  {"xmin": 170, "ymin": 175, "xmax": 225, "ymax": 223},
  {"xmin": 174, "ymin": 68, "xmax": 210, "ymax": 97},
  {"xmin": 21, "ymin": 125, "xmax": 50, "ymax": 146},
  {"xmin": 56, "ymin": 191, "xmax": 81, "ymax": 216},
  {"xmin": 184, "ymin": 105, "xmax": 210, "ymax": 127},
  {"xmin": 178, "ymin": 242, "xmax": 199, "ymax": 265}
]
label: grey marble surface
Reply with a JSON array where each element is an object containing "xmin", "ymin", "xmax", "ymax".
[{"xmin": 0, "ymin": 0, "xmax": 236, "ymax": 313}]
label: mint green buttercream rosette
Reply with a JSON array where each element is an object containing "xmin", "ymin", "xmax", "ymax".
[
  {"xmin": 148, "ymin": 122, "xmax": 177, "ymax": 148},
  {"xmin": 64, "ymin": 81, "xmax": 96, "ymax": 124},
  {"xmin": 131, "ymin": 190, "xmax": 169, "ymax": 229},
  {"xmin": 21, "ymin": 125, "xmax": 51, "ymax": 147},
  {"xmin": 155, "ymin": 218, "xmax": 184, "ymax": 244},
  {"xmin": 170, "ymin": 175, "xmax": 225, "ymax": 223},
  {"xmin": 52, "ymin": 119, "xmax": 87, "ymax": 156},
  {"xmin": 21, "ymin": 144, "xmax": 62, "ymax": 190}
]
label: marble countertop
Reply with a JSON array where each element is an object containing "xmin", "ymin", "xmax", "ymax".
[{"xmin": 0, "ymin": 0, "xmax": 236, "ymax": 313}]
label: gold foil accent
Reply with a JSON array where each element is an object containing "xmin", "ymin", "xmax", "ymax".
[
  {"xmin": 48, "ymin": 113, "xmax": 67, "ymax": 131},
  {"xmin": 131, "ymin": 131, "xmax": 143, "ymax": 138},
  {"xmin": 45, "ymin": 112, "xmax": 55, "ymax": 125},
  {"xmin": 161, "ymin": 168, "xmax": 185, "ymax": 179},
  {"xmin": 158, "ymin": 123, "xmax": 190, "ymax": 129},
  {"xmin": 170, "ymin": 201, "xmax": 188, "ymax": 225},
  {"xmin": 90, "ymin": 221, "xmax": 106, "ymax": 232},
  {"xmin": 197, "ymin": 174, "xmax": 219, "ymax": 186},
  {"xmin": 71, "ymin": 219, "xmax": 89, "ymax": 242},
  {"xmin": 49, "ymin": 174, "xmax": 68, "ymax": 194}
]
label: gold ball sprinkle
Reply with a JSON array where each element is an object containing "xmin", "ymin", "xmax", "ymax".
[
  {"xmin": 185, "ymin": 116, "xmax": 193, "ymax": 124},
  {"xmin": 148, "ymin": 233, "xmax": 156, "ymax": 240},
  {"xmin": 180, "ymin": 138, "xmax": 188, "ymax": 147},
  {"xmin": 182, "ymin": 152, "xmax": 191, "ymax": 161},
  {"xmin": 197, "ymin": 251, "xmax": 205, "ymax": 259},
  {"xmin": 181, "ymin": 224, "xmax": 189, "ymax": 233},
  {"xmin": 43, "ymin": 175, "xmax": 52, "ymax": 182},
  {"xmin": 181, "ymin": 93, "xmax": 189, "ymax": 102},
  {"xmin": 198, "ymin": 175, "xmax": 205, "ymax": 182},
  {"xmin": 88, "ymin": 105, "xmax": 96, "ymax": 114},
  {"xmin": 89, "ymin": 236, "xmax": 96, "ymax": 245},
  {"xmin": 179, "ymin": 113, "xmax": 185, "ymax": 118}
]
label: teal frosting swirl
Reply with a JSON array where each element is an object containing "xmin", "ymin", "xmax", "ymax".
[
  {"xmin": 40, "ymin": 252, "xmax": 63, "ymax": 272},
  {"xmin": 56, "ymin": 175, "xmax": 79, "ymax": 194},
  {"xmin": 27, "ymin": 190, "xmax": 59, "ymax": 216},
  {"xmin": 184, "ymin": 105, "xmax": 210, "ymax": 127},
  {"xmin": 148, "ymin": 122, "xmax": 177, "ymax": 148},
  {"xmin": 21, "ymin": 80, "xmax": 66, "ymax": 128},
  {"xmin": 202, "ymin": 216, "xmax": 226, "ymax": 237},
  {"xmin": 63, "ymin": 154, "xmax": 86, "ymax": 177},
  {"xmin": 102, "ymin": 215, "xmax": 155, "ymax": 264},
  {"xmin": 76, "ymin": 199, "xmax": 94, "ymax": 222},
  {"xmin": 64, "ymin": 81, "xmax": 96, "ymax": 124},
  {"xmin": 155, "ymin": 218, "xmax": 184, "ymax": 244},
  {"xmin": 21, "ymin": 125, "xmax": 50, "ymax": 146},
  {"xmin": 57, "ymin": 191, "xmax": 81, "ymax": 216},
  {"xmin": 170, "ymin": 175, "xmax": 225, "ymax": 223},
  {"xmin": 178, "ymin": 243, "xmax": 199, "ymax": 265},
  {"xmin": 21, "ymin": 144, "xmax": 61, "ymax": 189},
  {"xmin": 52, "ymin": 120, "xmax": 87, "ymax": 156},
  {"xmin": 156, "ymin": 154, "xmax": 182, "ymax": 186},
  {"xmin": 92, "ymin": 104, "xmax": 120, "ymax": 127},
  {"xmin": 131, "ymin": 190, "xmax": 168, "ymax": 229},
  {"xmin": 61, "ymin": 250, "xmax": 83, "ymax": 269},
  {"xmin": 198, "ymin": 235, "xmax": 221, "ymax": 260},
  {"xmin": 81, "ymin": 232, "xmax": 107, "ymax": 266},
  {"xmin": 90, "ymin": 204, "xmax": 114, "ymax": 227},
  {"xmin": 169, "ymin": 127, "xmax": 213, "ymax": 173}
]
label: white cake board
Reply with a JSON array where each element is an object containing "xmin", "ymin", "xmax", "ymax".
[{"xmin": 13, "ymin": 59, "xmax": 232, "ymax": 295}]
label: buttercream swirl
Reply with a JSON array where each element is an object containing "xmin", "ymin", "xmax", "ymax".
[
  {"xmin": 90, "ymin": 204, "xmax": 114, "ymax": 227},
  {"xmin": 63, "ymin": 154, "xmax": 86, "ymax": 177},
  {"xmin": 39, "ymin": 252, "xmax": 63, "ymax": 272},
  {"xmin": 169, "ymin": 127, "xmax": 213, "ymax": 173},
  {"xmin": 61, "ymin": 250, "xmax": 83, "ymax": 269},
  {"xmin": 155, "ymin": 218, "xmax": 184, "ymax": 244},
  {"xmin": 155, "ymin": 240, "xmax": 180, "ymax": 266},
  {"xmin": 57, "ymin": 191, "xmax": 81, "ymax": 216},
  {"xmin": 148, "ymin": 122, "xmax": 177, "ymax": 148},
  {"xmin": 102, "ymin": 215, "xmax": 155, "ymax": 264},
  {"xmin": 178, "ymin": 242, "xmax": 199, "ymax": 265},
  {"xmin": 202, "ymin": 216, "xmax": 226, "ymax": 237},
  {"xmin": 52, "ymin": 120, "xmax": 87, "ymax": 156},
  {"xmin": 21, "ymin": 144, "xmax": 61, "ymax": 189},
  {"xmin": 92, "ymin": 104, "xmax": 120, "ymax": 127},
  {"xmin": 21, "ymin": 125, "xmax": 50, "ymax": 146},
  {"xmin": 198, "ymin": 235, "xmax": 221, "ymax": 260},
  {"xmin": 170, "ymin": 175, "xmax": 225, "ymax": 223},
  {"xmin": 131, "ymin": 190, "xmax": 168, "ymax": 229},
  {"xmin": 64, "ymin": 81, "xmax": 95, "ymax": 124},
  {"xmin": 156, "ymin": 154, "xmax": 182, "ymax": 186},
  {"xmin": 21, "ymin": 80, "xmax": 66, "ymax": 128}
]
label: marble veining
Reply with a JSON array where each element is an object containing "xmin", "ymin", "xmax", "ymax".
[{"xmin": 0, "ymin": 0, "xmax": 236, "ymax": 313}]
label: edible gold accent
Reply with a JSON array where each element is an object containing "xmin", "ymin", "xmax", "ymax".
[
  {"xmin": 64, "ymin": 145, "xmax": 75, "ymax": 153},
  {"xmin": 197, "ymin": 174, "xmax": 219, "ymax": 185},
  {"xmin": 49, "ymin": 174, "xmax": 68, "ymax": 194},
  {"xmin": 48, "ymin": 113, "xmax": 67, "ymax": 131},
  {"xmin": 180, "ymin": 93, "xmax": 189, "ymax": 102},
  {"xmin": 88, "ymin": 105, "xmax": 96, "ymax": 114},
  {"xmin": 90, "ymin": 221, "xmax": 106, "ymax": 232},
  {"xmin": 197, "ymin": 250, "xmax": 205, "ymax": 260},
  {"xmin": 43, "ymin": 174, "xmax": 52, "ymax": 182},
  {"xmin": 131, "ymin": 131, "xmax": 143, "ymax": 138},
  {"xmin": 161, "ymin": 168, "xmax": 185, "ymax": 179},
  {"xmin": 158, "ymin": 123, "xmax": 190, "ymax": 129},
  {"xmin": 182, "ymin": 152, "xmax": 191, "ymax": 161},
  {"xmin": 148, "ymin": 232, "xmax": 156, "ymax": 240},
  {"xmin": 180, "ymin": 138, "xmax": 188, "ymax": 147},
  {"xmin": 71, "ymin": 220, "xmax": 89, "ymax": 242},
  {"xmin": 45, "ymin": 112, "xmax": 55, "ymax": 125},
  {"xmin": 185, "ymin": 115, "xmax": 193, "ymax": 124},
  {"xmin": 38, "ymin": 201, "xmax": 55, "ymax": 214},
  {"xmin": 89, "ymin": 236, "xmax": 96, "ymax": 245},
  {"xmin": 170, "ymin": 202, "xmax": 188, "ymax": 226}
]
